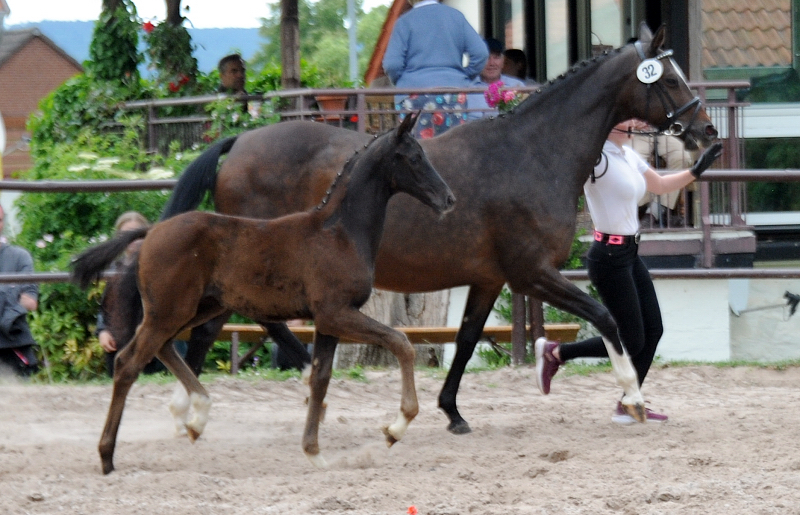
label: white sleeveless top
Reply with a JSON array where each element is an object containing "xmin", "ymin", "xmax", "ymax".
[{"xmin": 583, "ymin": 140, "xmax": 649, "ymax": 236}]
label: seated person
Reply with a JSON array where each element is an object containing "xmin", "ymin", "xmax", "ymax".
[{"xmin": 467, "ymin": 38, "xmax": 525, "ymax": 119}]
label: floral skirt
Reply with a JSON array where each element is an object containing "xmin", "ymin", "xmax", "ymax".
[{"xmin": 396, "ymin": 93, "xmax": 468, "ymax": 139}]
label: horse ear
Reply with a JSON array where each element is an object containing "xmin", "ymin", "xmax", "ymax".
[
  {"xmin": 649, "ymin": 24, "xmax": 667, "ymax": 53},
  {"xmin": 638, "ymin": 21, "xmax": 653, "ymax": 47},
  {"xmin": 397, "ymin": 111, "xmax": 419, "ymax": 139}
]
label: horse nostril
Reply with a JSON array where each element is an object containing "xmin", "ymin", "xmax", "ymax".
[
  {"xmin": 706, "ymin": 126, "xmax": 719, "ymax": 137},
  {"xmin": 446, "ymin": 194, "xmax": 456, "ymax": 209}
]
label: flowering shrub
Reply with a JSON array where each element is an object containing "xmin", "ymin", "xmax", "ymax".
[{"xmin": 484, "ymin": 81, "xmax": 523, "ymax": 112}]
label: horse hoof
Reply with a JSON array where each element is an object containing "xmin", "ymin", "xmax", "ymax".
[
  {"xmin": 622, "ymin": 402, "xmax": 647, "ymax": 423},
  {"xmin": 305, "ymin": 452, "xmax": 328, "ymax": 469},
  {"xmin": 101, "ymin": 461, "xmax": 114, "ymax": 475},
  {"xmin": 447, "ymin": 420, "xmax": 472, "ymax": 435}
]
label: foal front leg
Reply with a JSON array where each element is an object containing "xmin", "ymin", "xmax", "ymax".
[
  {"xmin": 320, "ymin": 311, "xmax": 419, "ymax": 446},
  {"xmin": 302, "ymin": 332, "xmax": 338, "ymax": 469}
]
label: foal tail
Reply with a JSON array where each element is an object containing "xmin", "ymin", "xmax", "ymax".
[
  {"xmin": 160, "ymin": 136, "xmax": 238, "ymax": 220},
  {"xmin": 71, "ymin": 228, "xmax": 150, "ymax": 289}
]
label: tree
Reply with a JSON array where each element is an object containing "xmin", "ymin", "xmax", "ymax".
[
  {"xmin": 87, "ymin": 0, "xmax": 141, "ymax": 84},
  {"xmin": 254, "ymin": 0, "xmax": 385, "ymax": 86}
]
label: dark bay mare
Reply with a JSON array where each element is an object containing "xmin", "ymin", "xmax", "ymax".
[
  {"xmin": 110, "ymin": 25, "xmax": 718, "ymax": 434},
  {"xmin": 72, "ymin": 113, "xmax": 456, "ymax": 473}
]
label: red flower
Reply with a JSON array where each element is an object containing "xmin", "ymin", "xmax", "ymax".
[
  {"xmin": 431, "ymin": 112, "xmax": 445, "ymax": 126},
  {"xmin": 179, "ymin": 74, "xmax": 190, "ymax": 85},
  {"xmin": 350, "ymin": 115, "xmax": 359, "ymax": 123},
  {"xmin": 143, "ymin": 21, "xmax": 155, "ymax": 33},
  {"xmin": 419, "ymin": 127, "xmax": 435, "ymax": 139},
  {"xmin": 407, "ymin": 507, "xmax": 418, "ymax": 515},
  {"xmin": 168, "ymin": 81, "xmax": 180, "ymax": 92}
]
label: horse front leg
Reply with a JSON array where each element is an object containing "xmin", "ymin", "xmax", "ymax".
[
  {"xmin": 526, "ymin": 268, "xmax": 645, "ymax": 422},
  {"xmin": 438, "ymin": 285, "xmax": 502, "ymax": 435},
  {"xmin": 302, "ymin": 332, "xmax": 338, "ymax": 469}
]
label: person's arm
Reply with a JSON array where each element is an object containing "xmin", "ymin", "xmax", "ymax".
[
  {"xmin": 462, "ymin": 21, "xmax": 489, "ymax": 80},
  {"xmin": 382, "ymin": 20, "xmax": 409, "ymax": 85},
  {"xmin": 644, "ymin": 142, "xmax": 723, "ymax": 195}
]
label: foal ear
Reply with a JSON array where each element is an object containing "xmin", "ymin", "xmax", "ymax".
[{"xmin": 396, "ymin": 110, "xmax": 420, "ymax": 139}]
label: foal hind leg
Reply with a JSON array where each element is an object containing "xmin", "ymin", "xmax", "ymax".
[
  {"xmin": 157, "ymin": 338, "xmax": 212, "ymax": 442},
  {"xmin": 525, "ymin": 268, "xmax": 645, "ymax": 422},
  {"xmin": 169, "ymin": 313, "xmax": 230, "ymax": 436},
  {"xmin": 98, "ymin": 326, "xmax": 171, "ymax": 474}
]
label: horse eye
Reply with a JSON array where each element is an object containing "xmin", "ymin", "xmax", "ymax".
[{"xmin": 665, "ymin": 77, "xmax": 679, "ymax": 88}]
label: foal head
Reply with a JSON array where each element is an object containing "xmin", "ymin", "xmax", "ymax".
[{"xmin": 362, "ymin": 112, "xmax": 456, "ymax": 215}]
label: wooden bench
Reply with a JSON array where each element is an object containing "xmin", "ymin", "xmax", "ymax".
[{"xmin": 180, "ymin": 323, "xmax": 581, "ymax": 374}]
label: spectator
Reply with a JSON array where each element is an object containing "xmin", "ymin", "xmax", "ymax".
[
  {"xmin": 383, "ymin": 0, "xmax": 488, "ymax": 138},
  {"xmin": 0, "ymin": 204, "xmax": 39, "ymax": 378},
  {"xmin": 534, "ymin": 120, "xmax": 723, "ymax": 424},
  {"xmin": 503, "ymin": 48, "xmax": 537, "ymax": 85},
  {"xmin": 467, "ymin": 38, "xmax": 525, "ymax": 119},
  {"xmin": 631, "ymin": 120, "xmax": 693, "ymax": 225},
  {"xmin": 218, "ymin": 54, "xmax": 247, "ymax": 95},
  {"xmin": 96, "ymin": 211, "xmax": 186, "ymax": 376}
]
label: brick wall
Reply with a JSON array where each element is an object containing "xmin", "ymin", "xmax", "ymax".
[{"xmin": 0, "ymin": 37, "xmax": 82, "ymax": 177}]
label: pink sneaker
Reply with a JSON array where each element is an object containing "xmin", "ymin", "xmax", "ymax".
[
  {"xmin": 611, "ymin": 402, "xmax": 668, "ymax": 425},
  {"xmin": 535, "ymin": 337, "xmax": 562, "ymax": 395}
]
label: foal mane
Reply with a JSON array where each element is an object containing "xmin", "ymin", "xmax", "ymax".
[{"xmin": 314, "ymin": 131, "xmax": 383, "ymax": 211}]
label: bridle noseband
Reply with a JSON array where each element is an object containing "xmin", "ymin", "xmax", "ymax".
[{"xmin": 634, "ymin": 40, "xmax": 702, "ymax": 137}]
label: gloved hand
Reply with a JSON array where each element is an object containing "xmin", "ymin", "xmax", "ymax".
[{"xmin": 690, "ymin": 142, "xmax": 723, "ymax": 178}]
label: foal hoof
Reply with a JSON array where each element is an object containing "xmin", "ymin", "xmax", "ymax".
[
  {"xmin": 622, "ymin": 402, "xmax": 647, "ymax": 423},
  {"xmin": 305, "ymin": 452, "xmax": 329, "ymax": 469},
  {"xmin": 381, "ymin": 426, "xmax": 399, "ymax": 448},
  {"xmin": 186, "ymin": 426, "xmax": 202, "ymax": 442},
  {"xmin": 447, "ymin": 420, "xmax": 472, "ymax": 435}
]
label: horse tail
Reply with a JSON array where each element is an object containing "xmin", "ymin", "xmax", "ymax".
[
  {"xmin": 71, "ymin": 228, "xmax": 150, "ymax": 289},
  {"xmin": 160, "ymin": 135, "xmax": 238, "ymax": 220}
]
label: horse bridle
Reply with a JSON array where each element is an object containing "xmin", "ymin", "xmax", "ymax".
[{"xmin": 634, "ymin": 40, "xmax": 702, "ymax": 137}]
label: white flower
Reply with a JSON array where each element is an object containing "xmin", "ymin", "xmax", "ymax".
[
  {"xmin": 35, "ymin": 240, "xmax": 46, "ymax": 248},
  {"xmin": 67, "ymin": 164, "xmax": 90, "ymax": 172},
  {"xmin": 77, "ymin": 152, "xmax": 99, "ymax": 160},
  {"xmin": 43, "ymin": 234, "xmax": 54, "ymax": 243},
  {"xmin": 96, "ymin": 157, "xmax": 120, "ymax": 166}
]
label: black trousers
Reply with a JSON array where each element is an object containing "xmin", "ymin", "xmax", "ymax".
[
  {"xmin": 0, "ymin": 345, "xmax": 39, "ymax": 377},
  {"xmin": 559, "ymin": 238, "xmax": 664, "ymax": 386}
]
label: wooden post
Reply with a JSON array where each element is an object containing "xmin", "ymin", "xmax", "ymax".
[
  {"xmin": 511, "ymin": 293, "xmax": 526, "ymax": 365},
  {"xmin": 230, "ymin": 331, "xmax": 240, "ymax": 375},
  {"xmin": 280, "ymin": 0, "xmax": 301, "ymax": 90},
  {"xmin": 528, "ymin": 296, "xmax": 545, "ymax": 342}
]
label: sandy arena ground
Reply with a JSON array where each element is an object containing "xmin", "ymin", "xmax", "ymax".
[{"xmin": 2, "ymin": 364, "xmax": 800, "ymax": 515}]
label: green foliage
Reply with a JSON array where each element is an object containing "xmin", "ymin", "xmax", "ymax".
[
  {"xmin": 744, "ymin": 138, "xmax": 800, "ymax": 212},
  {"xmin": 87, "ymin": 0, "xmax": 141, "ymax": 84},
  {"xmin": 254, "ymin": 0, "xmax": 387, "ymax": 87},
  {"xmin": 144, "ymin": 21, "xmax": 199, "ymax": 94}
]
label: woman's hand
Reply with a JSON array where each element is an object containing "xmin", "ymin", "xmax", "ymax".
[
  {"xmin": 98, "ymin": 330, "xmax": 117, "ymax": 352},
  {"xmin": 690, "ymin": 142, "xmax": 724, "ymax": 178}
]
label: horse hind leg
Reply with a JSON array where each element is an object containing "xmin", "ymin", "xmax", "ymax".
[{"xmin": 526, "ymin": 268, "xmax": 646, "ymax": 422}]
